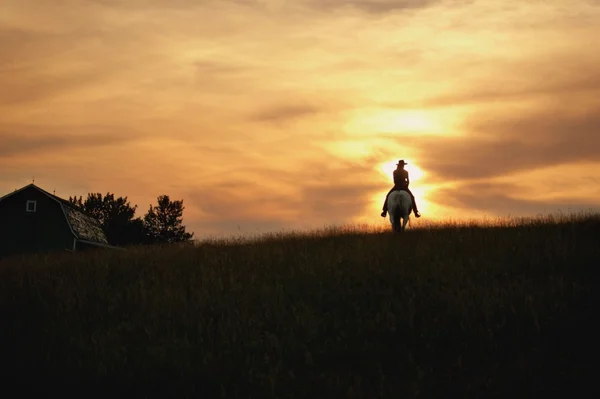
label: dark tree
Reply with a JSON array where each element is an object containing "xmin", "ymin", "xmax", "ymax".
[
  {"xmin": 69, "ymin": 195, "xmax": 85, "ymax": 209},
  {"xmin": 68, "ymin": 193, "xmax": 147, "ymax": 246},
  {"xmin": 143, "ymin": 195, "xmax": 194, "ymax": 244}
]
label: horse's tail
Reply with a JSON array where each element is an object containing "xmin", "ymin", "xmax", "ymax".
[{"xmin": 392, "ymin": 202, "xmax": 402, "ymax": 229}]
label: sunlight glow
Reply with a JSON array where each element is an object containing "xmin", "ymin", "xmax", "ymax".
[
  {"xmin": 321, "ymin": 140, "xmax": 374, "ymax": 159},
  {"xmin": 346, "ymin": 109, "xmax": 443, "ymax": 135},
  {"xmin": 373, "ymin": 159, "xmax": 432, "ymax": 215},
  {"xmin": 3, "ymin": 0, "xmax": 598, "ymax": 238},
  {"xmin": 379, "ymin": 159, "xmax": 425, "ymax": 182}
]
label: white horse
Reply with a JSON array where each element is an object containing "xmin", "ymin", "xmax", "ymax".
[{"xmin": 386, "ymin": 190, "xmax": 412, "ymax": 233}]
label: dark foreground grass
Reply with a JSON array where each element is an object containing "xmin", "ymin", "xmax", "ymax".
[{"xmin": 1, "ymin": 213, "xmax": 599, "ymax": 398}]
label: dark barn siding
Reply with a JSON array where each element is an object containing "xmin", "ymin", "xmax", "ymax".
[{"xmin": 0, "ymin": 187, "xmax": 74, "ymax": 258}]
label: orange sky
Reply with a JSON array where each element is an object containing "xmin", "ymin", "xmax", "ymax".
[{"xmin": 1, "ymin": 0, "xmax": 599, "ymax": 238}]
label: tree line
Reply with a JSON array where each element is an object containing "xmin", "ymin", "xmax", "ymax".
[{"xmin": 68, "ymin": 192, "xmax": 194, "ymax": 247}]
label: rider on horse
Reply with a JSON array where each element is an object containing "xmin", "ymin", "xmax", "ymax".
[{"xmin": 381, "ymin": 159, "xmax": 421, "ymax": 218}]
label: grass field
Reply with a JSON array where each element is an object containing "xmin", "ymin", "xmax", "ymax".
[{"xmin": 1, "ymin": 213, "xmax": 599, "ymax": 397}]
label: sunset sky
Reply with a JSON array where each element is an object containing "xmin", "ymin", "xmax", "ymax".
[{"xmin": 1, "ymin": 0, "xmax": 599, "ymax": 238}]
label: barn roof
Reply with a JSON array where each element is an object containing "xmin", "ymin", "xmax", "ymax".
[
  {"xmin": 0, "ymin": 184, "xmax": 110, "ymax": 246},
  {"xmin": 61, "ymin": 204, "xmax": 109, "ymax": 244}
]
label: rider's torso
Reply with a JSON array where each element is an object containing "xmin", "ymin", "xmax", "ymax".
[{"xmin": 393, "ymin": 169, "xmax": 409, "ymax": 188}]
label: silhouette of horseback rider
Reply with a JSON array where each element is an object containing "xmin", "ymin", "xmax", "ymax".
[{"xmin": 381, "ymin": 159, "xmax": 421, "ymax": 218}]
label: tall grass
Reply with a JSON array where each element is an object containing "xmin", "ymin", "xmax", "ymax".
[{"xmin": 1, "ymin": 212, "xmax": 599, "ymax": 397}]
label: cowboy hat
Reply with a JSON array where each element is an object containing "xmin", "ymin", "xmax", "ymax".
[{"xmin": 396, "ymin": 159, "xmax": 408, "ymax": 165}]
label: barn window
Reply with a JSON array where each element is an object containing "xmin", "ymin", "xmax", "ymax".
[{"xmin": 26, "ymin": 200, "xmax": 37, "ymax": 212}]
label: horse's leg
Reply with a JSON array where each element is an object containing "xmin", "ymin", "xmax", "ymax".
[{"xmin": 402, "ymin": 215, "xmax": 410, "ymax": 231}]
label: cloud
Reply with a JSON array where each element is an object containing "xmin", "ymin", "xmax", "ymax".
[
  {"xmin": 184, "ymin": 156, "xmax": 384, "ymax": 234},
  {"xmin": 0, "ymin": 70, "xmax": 101, "ymax": 106},
  {"xmin": 435, "ymin": 181, "xmax": 600, "ymax": 217},
  {"xmin": 413, "ymin": 104, "xmax": 600, "ymax": 182},
  {"xmin": 0, "ymin": 125, "xmax": 139, "ymax": 157},
  {"xmin": 250, "ymin": 103, "xmax": 323, "ymax": 123},
  {"xmin": 185, "ymin": 182, "xmax": 302, "ymax": 234},
  {"xmin": 304, "ymin": 0, "xmax": 444, "ymax": 14},
  {"xmin": 82, "ymin": 0, "xmax": 260, "ymax": 10},
  {"xmin": 0, "ymin": 25, "xmax": 168, "ymax": 107},
  {"xmin": 194, "ymin": 60, "xmax": 248, "ymax": 76},
  {"xmin": 300, "ymin": 181, "xmax": 382, "ymax": 219},
  {"xmin": 1, "ymin": 0, "xmax": 599, "ymax": 237},
  {"xmin": 421, "ymin": 63, "xmax": 600, "ymax": 108},
  {"xmin": 84, "ymin": 0, "xmax": 202, "ymax": 7},
  {"xmin": 0, "ymin": 28, "xmax": 93, "ymax": 104}
]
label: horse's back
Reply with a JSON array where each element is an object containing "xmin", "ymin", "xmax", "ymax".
[
  {"xmin": 388, "ymin": 190, "xmax": 411, "ymax": 216},
  {"xmin": 388, "ymin": 190, "xmax": 411, "ymax": 207}
]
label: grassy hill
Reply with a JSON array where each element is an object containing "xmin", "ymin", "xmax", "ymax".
[{"xmin": 1, "ymin": 213, "xmax": 598, "ymax": 397}]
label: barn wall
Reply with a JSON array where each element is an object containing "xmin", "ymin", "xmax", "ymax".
[{"xmin": 0, "ymin": 187, "xmax": 74, "ymax": 258}]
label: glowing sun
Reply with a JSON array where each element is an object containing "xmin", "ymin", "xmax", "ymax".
[{"xmin": 379, "ymin": 159, "xmax": 425, "ymax": 182}]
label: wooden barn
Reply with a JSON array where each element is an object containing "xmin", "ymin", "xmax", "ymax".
[{"xmin": 0, "ymin": 183, "xmax": 119, "ymax": 258}]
